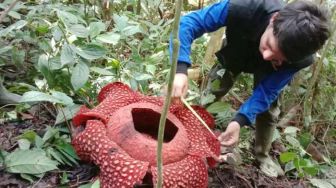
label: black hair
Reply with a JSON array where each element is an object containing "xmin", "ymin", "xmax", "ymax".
[{"xmin": 273, "ymin": 0, "xmax": 330, "ymax": 63}]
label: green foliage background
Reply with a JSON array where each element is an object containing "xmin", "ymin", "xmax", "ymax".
[{"xmin": 0, "ymin": 0, "xmax": 335, "ymax": 187}]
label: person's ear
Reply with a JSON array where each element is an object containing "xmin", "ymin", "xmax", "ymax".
[{"xmin": 270, "ymin": 12, "xmax": 279, "ymax": 24}]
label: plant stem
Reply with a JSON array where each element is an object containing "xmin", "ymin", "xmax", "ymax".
[
  {"xmin": 136, "ymin": 0, "xmax": 141, "ymax": 15},
  {"xmin": 156, "ymin": 0, "xmax": 182, "ymax": 187},
  {"xmin": 303, "ymin": 10, "xmax": 336, "ymax": 127}
]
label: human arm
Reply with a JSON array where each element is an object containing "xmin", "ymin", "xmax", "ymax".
[
  {"xmin": 233, "ymin": 68, "xmax": 299, "ymax": 126},
  {"xmin": 170, "ymin": 0, "xmax": 230, "ymax": 97},
  {"xmin": 219, "ymin": 68, "xmax": 299, "ymax": 146}
]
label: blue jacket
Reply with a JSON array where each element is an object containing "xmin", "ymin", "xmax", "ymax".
[{"xmin": 170, "ymin": 0, "xmax": 312, "ymax": 126}]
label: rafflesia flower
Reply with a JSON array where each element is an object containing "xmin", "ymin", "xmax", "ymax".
[{"xmin": 72, "ymin": 82, "xmax": 220, "ymax": 188}]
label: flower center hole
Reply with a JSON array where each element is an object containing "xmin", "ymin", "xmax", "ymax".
[{"xmin": 132, "ymin": 108, "xmax": 178, "ymax": 142}]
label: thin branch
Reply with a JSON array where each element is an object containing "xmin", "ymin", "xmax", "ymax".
[
  {"xmin": 321, "ymin": 124, "xmax": 331, "ymax": 160},
  {"xmin": 278, "ymin": 105, "xmax": 300, "ymax": 128},
  {"xmin": 0, "ymin": 0, "xmax": 20, "ymax": 23},
  {"xmin": 228, "ymin": 90, "xmax": 244, "ymax": 104},
  {"xmin": 181, "ymin": 97, "xmax": 216, "ymax": 137},
  {"xmin": 136, "ymin": 0, "xmax": 141, "ymax": 15},
  {"xmin": 156, "ymin": 0, "xmax": 183, "ymax": 187},
  {"xmin": 303, "ymin": 10, "xmax": 336, "ymax": 127}
]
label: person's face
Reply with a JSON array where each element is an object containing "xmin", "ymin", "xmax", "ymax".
[{"xmin": 259, "ymin": 14, "xmax": 287, "ymax": 69}]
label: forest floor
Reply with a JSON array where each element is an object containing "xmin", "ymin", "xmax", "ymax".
[{"xmin": 0, "ymin": 105, "xmax": 308, "ymax": 188}]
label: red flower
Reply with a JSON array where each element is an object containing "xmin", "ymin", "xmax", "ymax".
[{"xmin": 72, "ymin": 82, "xmax": 220, "ymax": 187}]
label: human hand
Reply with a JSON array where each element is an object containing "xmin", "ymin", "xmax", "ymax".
[
  {"xmin": 218, "ymin": 121, "xmax": 240, "ymax": 146},
  {"xmin": 171, "ymin": 73, "xmax": 188, "ymax": 98}
]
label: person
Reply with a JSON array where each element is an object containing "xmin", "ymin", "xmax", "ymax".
[{"xmin": 169, "ymin": 0, "xmax": 330, "ymax": 177}]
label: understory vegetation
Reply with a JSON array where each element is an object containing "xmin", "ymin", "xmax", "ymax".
[{"xmin": 0, "ymin": 0, "xmax": 335, "ymax": 187}]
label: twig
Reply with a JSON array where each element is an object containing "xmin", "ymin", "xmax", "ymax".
[
  {"xmin": 41, "ymin": 103, "xmax": 57, "ymax": 119},
  {"xmin": 229, "ymin": 90, "xmax": 244, "ymax": 104},
  {"xmin": 0, "ymin": 103, "xmax": 19, "ymax": 109},
  {"xmin": 156, "ymin": 0, "xmax": 183, "ymax": 187},
  {"xmin": 59, "ymin": 105, "xmax": 73, "ymax": 139},
  {"xmin": 180, "ymin": 97, "xmax": 216, "ymax": 137},
  {"xmin": 235, "ymin": 172, "xmax": 253, "ymax": 188},
  {"xmin": 214, "ymin": 168, "xmax": 225, "ymax": 185},
  {"xmin": 278, "ymin": 105, "xmax": 300, "ymax": 128},
  {"xmin": 321, "ymin": 124, "xmax": 331, "ymax": 160},
  {"xmin": 0, "ymin": 0, "xmax": 20, "ymax": 23},
  {"xmin": 31, "ymin": 174, "xmax": 44, "ymax": 188}
]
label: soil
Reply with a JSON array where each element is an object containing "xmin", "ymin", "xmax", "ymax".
[{"xmin": 0, "ymin": 107, "xmax": 308, "ymax": 188}]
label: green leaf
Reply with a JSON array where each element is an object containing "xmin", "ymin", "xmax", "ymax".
[
  {"xmin": 89, "ymin": 22, "xmax": 106, "ymax": 38},
  {"xmin": 91, "ymin": 179, "xmax": 100, "ymax": 188},
  {"xmin": 36, "ymin": 25, "xmax": 49, "ymax": 35},
  {"xmin": 134, "ymin": 73, "xmax": 152, "ymax": 81},
  {"xmin": 285, "ymin": 135, "xmax": 306, "ymax": 156},
  {"xmin": 51, "ymin": 91, "xmax": 74, "ymax": 106},
  {"xmin": 5, "ymin": 149, "xmax": 58, "ymax": 174},
  {"xmin": 8, "ymin": 11, "xmax": 21, "ymax": 19},
  {"xmin": 147, "ymin": 51, "xmax": 164, "ymax": 63},
  {"xmin": 61, "ymin": 44, "xmax": 75, "ymax": 67},
  {"xmin": 47, "ymin": 148, "xmax": 65, "ymax": 165},
  {"xmin": 298, "ymin": 158, "xmax": 308, "ymax": 167},
  {"xmin": 298, "ymin": 132, "xmax": 313, "ymax": 149},
  {"xmin": 12, "ymin": 47, "xmax": 25, "ymax": 66},
  {"xmin": 284, "ymin": 161, "xmax": 295, "ymax": 172},
  {"xmin": 56, "ymin": 142, "xmax": 79, "ymax": 160},
  {"xmin": 17, "ymin": 131, "xmax": 37, "ymax": 143},
  {"xmin": 71, "ymin": 62, "xmax": 90, "ymax": 90},
  {"xmin": 79, "ymin": 183, "xmax": 93, "ymax": 188},
  {"xmin": 309, "ymin": 179, "xmax": 334, "ymax": 188},
  {"xmin": 57, "ymin": 10, "xmax": 78, "ymax": 25},
  {"xmin": 37, "ymin": 54, "xmax": 49, "ymax": 69},
  {"xmin": 55, "ymin": 104, "xmax": 81, "ymax": 125},
  {"xmin": 109, "ymin": 59, "xmax": 121, "ymax": 68},
  {"xmin": 42, "ymin": 127, "xmax": 59, "ymax": 143},
  {"xmin": 293, "ymin": 158, "xmax": 300, "ymax": 170},
  {"xmin": 1, "ymin": 149, "xmax": 8, "ymax": 165},
  {"xmin": 284, "ymin": 126, "xmax": 300, "ymax": 136},
  {"xmin": 60, "ymin": 172, "xmax": 69, "ymax": 184},
  {"xmin": 20, "ymin": 173, "xmax": 35, "ymax": 183},
  {"xmin": 113, "ymin": 14, "xmax": 128, "ymax": 31},
  {"xmin": 280, "ymin": 152, "xmax": 297, "ymax": 163},
  {"xmin": 96, "ymin": 32, "xmax": 121, "ymax": 45},
  {"xmin": 201, "ymin": 94, "xmax": 216, "ymax": 106},
  {"xmin": 146, "ymin": 64, "xmax": 157, "ymax": 75},
  {"xmin": 79, "ymin": 179, "xmax": 100, "ymax": 188},
  {"xmin": 48, "ymin": 56, "xmax": 63, "ymax": 70},
  {"xmin": 35, "ymin": 135, "xmax": 44, "ymax": 148},
  {"xmin": 20, "ymin": 91, "xmax": 62, "ymax": 104},
  {"xmin": 272, "ymin": 128, "xmax": 281, "ymax": 142},
  {"xmin": 71, "ymin": 44, "xmax": 106, "ymax": 60},
  {"xmin": 37, "ymin": 55, "xmax": 55, "ymax": 87},
  {"xmin": 206, "ymin": 101, "xmax": 231, "ymax": 113},
  {"xmin": 0, "ymin": 20, "xmax": 27, "ymax": 36},
  {"xmin": 57, "ymin": 152, "xmax": 74, "ymax": 166},
  {"xmin": 55, "ymin": 146, "xmax": 79, "ymax": 166},
  {"xmin": 90, "ymin": 67, "xmax": 114, "ymax": 76},
  {"xmin": 53, "ymin": 27, "xmax": 63, "ymax": 41},
  {"xmin": 0, "ymin": 46, "xmax": 12, "ymax": 54},
  {"xmin": 17, "ymin": 139, "xmax": 31, "ymax": 150},
  {"xmin": 303, "ymin": 166, "xmax": 319, "ymax": 176},
  {"xmin": 68, "ymin": 24, "xmax": 89, "ymax": 38},
  {"xmin": 123, "ymin": 25, "xmax": 142, "ymax": 36}
]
